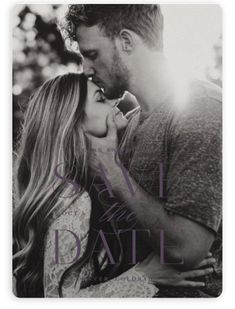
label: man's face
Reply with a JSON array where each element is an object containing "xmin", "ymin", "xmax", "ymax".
[{"xmin": 76, "ymin": 25, "xmax": 130, "ymax": 99}]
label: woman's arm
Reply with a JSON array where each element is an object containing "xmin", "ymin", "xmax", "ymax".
[{"xmin": 69, "ymin": 265, "xmax": 158, "ymax": 298}]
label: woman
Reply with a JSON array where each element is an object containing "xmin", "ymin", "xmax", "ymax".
[{"xmin": 13, "ymin": 73, "xmax": 215, "ymax": 297}]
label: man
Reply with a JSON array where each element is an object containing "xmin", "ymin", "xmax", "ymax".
[{"xmin": 62, "ymin": 4, "xmax": 222, "ymax": 297}]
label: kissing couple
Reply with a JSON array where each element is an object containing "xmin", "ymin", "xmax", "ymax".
[{"xmin": 13, "ymin": 4, "xmax": 222, "ymax": 298}]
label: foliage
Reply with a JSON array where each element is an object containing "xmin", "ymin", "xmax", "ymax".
[{"xmin": 13, "ymin": 4, "xmax": 81, "ymax": 146}]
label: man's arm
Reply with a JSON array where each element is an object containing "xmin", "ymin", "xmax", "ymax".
[
  {"xmin": 106, "ymin": 161, "xmax": 215, "ymax": 270},
  {"xmin": 85, "ymin": 111, "xmax": 219, "ymax": 270}
]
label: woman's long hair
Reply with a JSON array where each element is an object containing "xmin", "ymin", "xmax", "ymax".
[{"xmin": 13, "ymin": 73, "xmax": 140, "ymax": 297}]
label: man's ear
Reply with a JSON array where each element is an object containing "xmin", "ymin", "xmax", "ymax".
[{"xmin": 118, "ymin": 29, "xmax": 135, "ymax": 53}]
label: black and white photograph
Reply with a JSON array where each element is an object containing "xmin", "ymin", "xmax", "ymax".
[{"xmin": 12, "ymin": 4, "xmax": 222, "ymax": 298}]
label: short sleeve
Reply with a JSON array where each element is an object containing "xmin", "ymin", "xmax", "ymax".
[{"xmin": 164, "ymin": 95, "xmax": 222, "ymax": 233}]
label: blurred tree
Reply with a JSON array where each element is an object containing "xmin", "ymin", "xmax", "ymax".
[{"xmin": 13, "ymin": 4, "xmax": 81, "ymax": 148}]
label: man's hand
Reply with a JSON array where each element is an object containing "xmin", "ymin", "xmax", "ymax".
[
  {"xmin": 85, "ymin": 113, "xmax": 119, "ymax": 177},
  {"xmin": 137, "ymin": 252, "xmax": 215, "ymax": 287}
]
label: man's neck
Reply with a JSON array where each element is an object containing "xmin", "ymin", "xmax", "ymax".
[{"xmin": 131, "ymin": 55, "xmax": 172, "ymax": 113}]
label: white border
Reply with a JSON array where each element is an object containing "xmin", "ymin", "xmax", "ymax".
[{"xmin": 1, "ymin": 0, "xmax": 234, "ymax": 308}]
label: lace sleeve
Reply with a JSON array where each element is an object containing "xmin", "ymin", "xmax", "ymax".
[
  {"xmin": 72, "ymin": 265, "xmax": 159, "ymax": 298},
  {"xmin": 43, "ymin": 191, "xmax": 92, "ymax": 297},
  {"xmin": 43, "ymin": 191, "xmax": 158, "ymax": 298}
]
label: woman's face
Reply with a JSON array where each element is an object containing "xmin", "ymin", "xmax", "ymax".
[{"xmin": 83, "ymin": 80, "xmax": 128, "ymax": 137}]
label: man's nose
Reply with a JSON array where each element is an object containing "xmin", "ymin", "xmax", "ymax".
[{"xmin": 83, "ymin": 59, "xmax": 95, "ymax": 78}]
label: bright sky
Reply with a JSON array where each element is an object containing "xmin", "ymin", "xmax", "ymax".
[{"xmin": 161, "ymin": 4, "xmax": 222, "ymax": 80}]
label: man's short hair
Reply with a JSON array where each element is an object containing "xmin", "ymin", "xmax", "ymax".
[{"xmin": 62, "ymin": 4, "xmax": 164, "ymax": 50}]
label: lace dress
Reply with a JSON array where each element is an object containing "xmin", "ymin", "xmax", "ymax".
[{"xmin": 43, "ymin": 191, "xmax": 158, "ymax": 297}]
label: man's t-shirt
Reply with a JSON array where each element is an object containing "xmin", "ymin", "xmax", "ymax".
[{"xmin": 119, "ymin": 79, "xmax": 222, "ymax": 297}]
